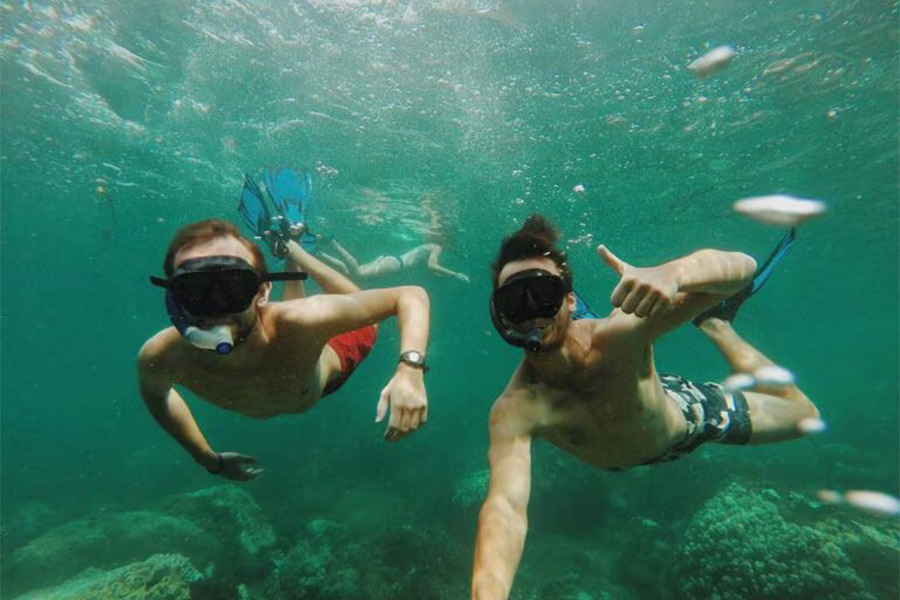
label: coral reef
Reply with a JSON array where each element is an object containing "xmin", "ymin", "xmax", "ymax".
[
  {"xmin": 11, "ymin": 553, "xmax": 202, "ymax": 600},
  {"xmin": 674, "ymin": 481, "xmax": 895, "ymax": 600},
  {"xmin": 260, "ymin": 518, "xmax": 467, "ymax": 600},
  {"xmin": 163, "ymin": 484, "xmax": 276, "ymax": 557},
  {"xmin": 3, "ymin": 511, "xmax": 217, "ymax": 596},
  {"xmin": 452, "ymin": 467, "xmax": 490, "ymax": 506}
]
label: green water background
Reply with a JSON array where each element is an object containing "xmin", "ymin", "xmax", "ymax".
[{"xmin": 1, "ymin": 0, "xmax": 897, "ymax": 596}]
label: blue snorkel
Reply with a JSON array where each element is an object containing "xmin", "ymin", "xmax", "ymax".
[{"xmin": 164, "ymin": 292, "xmax": 234, "ymax": 355}]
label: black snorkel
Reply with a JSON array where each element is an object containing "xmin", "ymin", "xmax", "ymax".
[{"xmin": 490, "ymin": 298, "xmax": 545, "ymax": 354}]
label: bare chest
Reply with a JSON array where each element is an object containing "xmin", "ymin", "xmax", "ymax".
[
  {"xmin": 531, "ymin": 379, "xmax": 683, "ymax": 469},
  {"xmin": 177, "ymin": 349, "xmax": 324, "ymax": 419}
]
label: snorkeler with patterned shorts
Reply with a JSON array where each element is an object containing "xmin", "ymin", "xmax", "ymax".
[{"xmin": 471, "ymin": 215, "xmax": 819, "ymax": 599}]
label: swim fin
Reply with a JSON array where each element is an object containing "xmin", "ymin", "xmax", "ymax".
[
  {"xmin": 238, "ymin": 174, "xmax": 273, "ymax": 237},
  {"xmin": 572, "ymin": 289, "xmax": 600, "ymax": 320},
  {"xmin": 693, "ymin": 227, "xmax": 797, "ymax": 326},
  {"xmin": 263, "ymin": 167, "xmax": 316, "ymax": 250}
]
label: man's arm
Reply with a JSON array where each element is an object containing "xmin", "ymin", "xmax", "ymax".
[
  {"xmin": 137, "ymin": 344, "xmax": 219, "ymax": 470},
  {"xmin": 472, "ymin": 397, "xmax": 533, "ymax": 600},
  {"xmin": 137, "ymin": 340, "xmax": 262, "ymax": 480},
  {"xmin": 286, "ymin": 286, "xmax": 431, "ymax": 440},
  {"xmin": 291, "ymin": 285, "xmax": 430, "ymax": 356},
  {"xmin": 597, "ymin": 245, "xmax": 756, "ymax": 340}
]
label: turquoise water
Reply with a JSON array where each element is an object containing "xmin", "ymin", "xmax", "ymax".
[{"xmin": 1, "ymin": 1, "xmax": 897, "ymax": 598}]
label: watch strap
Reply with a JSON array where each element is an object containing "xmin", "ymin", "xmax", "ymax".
[{"xmin": 399, "ymin": 351, "xmax": 430, "ymax": 373}]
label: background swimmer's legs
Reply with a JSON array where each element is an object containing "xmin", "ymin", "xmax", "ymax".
[
  {"xmin": 357, "ymin": 256, "xmax": 403, "ymax": 278},
  {"xmin": 317, "ymin": 253, "xmax": 351, "ymax": 277},
  {"xmin": 327, "ymin": 239, "xmax": 401, "ymax": 280},
  {"xmin": 699, "ymin": 317, "xmax": 820, "ymax": 444},
  {"xmin": 283, "ymin": 240, "xmax": 360, "ymax": 297},
  {"xmin": 327, "ymin": 240, "xmax": 365, "ymax": 278},
  {"xmin": 403, "ymin": 244, "xmax": 469, "ymax": 283}
]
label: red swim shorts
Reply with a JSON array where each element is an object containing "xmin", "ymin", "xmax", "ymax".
[{"xmin": 322, "ymin": 325, "xmax": 378, "ymax": 396}]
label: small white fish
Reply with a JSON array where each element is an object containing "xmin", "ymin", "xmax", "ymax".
[
  {"xmin": 723, "ymin": 372, "xmax": 756, "ymax": 393},
  {"xmin": 844, "ymin": 490, "xmax": 900, "ymax": 517},
  {"xmin": 573, "ymin": 184, "xmax": 585, "ymax": 194},
  {"xmin": 817, "ymin": 489, "xmax": 844, "ymax": 505},
  {"xmin": 816, "ymin": 489, "xmax": 900, "ymax": 517},
  {"xmin": 753, "ymin": 365, "xmax": 796, "ymax": 387},
  {"xmin": 797, "ymin": 417, "xmax": 828, "ymax": 435},
  {"xmin": 733, "ymin": 195, "xmax": 827, "ymax": 227},
  {"xmin": 687, "ymin": 45, "xmax": 737, "ymax": 77}
]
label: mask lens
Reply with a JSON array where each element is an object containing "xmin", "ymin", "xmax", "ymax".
[
  {"xmin": 171, "ymin": 269, "xmax": 259, "ymax": 317},
  {"xmin": 494, "ymin": 275, "xmax": 566, "ymax": 324}
]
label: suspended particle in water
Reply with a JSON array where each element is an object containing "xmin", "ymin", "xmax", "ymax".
[
  {"xmin": 688, "ymin": 45, "xmax": 737, "ymax": 77},
  {"xmin": 733, "ymin": 194, "xmax": 827, "ymax": 227},
  {"xmin": 573, "ymin": 184, "xmax": 585, "ymax": 194},
  {"xmin": 816, "ymin": 489, "xmax": 844, "ymax": 505},
  {"xmin": 844, "ymin": 490, "xmax": 900, "ymax": 516},
  {"xmin": 753, "ymin": 365, "xmax": 795, "ymax": 387},
  {"xmin": 723, "ymin": 372, "xmax": 756, "ymax": 393},
  {"xmin": 797, "ymin": 417, "xmax": 828, "ymax": 435}
]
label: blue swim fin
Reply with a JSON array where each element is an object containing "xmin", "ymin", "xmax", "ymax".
[
  {"xmin": 693, "ymin": 227, "xmax": 797, "ymax": 325},
  {"xmin": 238, "ymin": 174, "xmax": 273, "ymax": 238},
  {"xmin": 572, "ymin": 289, "xmax": 600, "ymax": 320},
  {"xmin": 263, "ymin": 167, "xmax": 316, "ymax": 250}
]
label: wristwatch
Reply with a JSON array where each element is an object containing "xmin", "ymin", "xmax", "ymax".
[{"xmin": 399, "ymin": 350, "xmax": 430, "ymax": 373}]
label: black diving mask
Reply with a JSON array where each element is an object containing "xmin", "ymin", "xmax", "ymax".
[
  {"xmin": 490, "ymin": 269, "xmax": 570, "ymax": 354},
  {"xmin": 492, "ymin": 269, "xmax": 569, "ymax": 324},
  {"xmin": 150, "ymin": 255, "xmax": 308, "ymax": 318}
]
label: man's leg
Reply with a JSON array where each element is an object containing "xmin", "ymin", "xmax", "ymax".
[
  {"xmin": 698, "ymin": 317, "xmax": 820, "ymax": 444},
  {"xmin": 281, "ymin": 240, "xmax": 360, "ymax": 300}
]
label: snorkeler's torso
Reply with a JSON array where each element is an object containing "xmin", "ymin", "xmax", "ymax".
[
  {"xmin": 508, "ymin": 319, "xmax": 686, "ymax": 470},
  {"xmin": 168, "ymin": 306, "xmax": 334, "ymax": 419}
]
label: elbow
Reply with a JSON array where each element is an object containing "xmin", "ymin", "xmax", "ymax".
[
  {"xmin": 398, "ymin": 285, "xmax": 430, "ymax": 311},
  {"xmin": 405, "ymin": 285, "xmax": 429, "ymax": 303}
]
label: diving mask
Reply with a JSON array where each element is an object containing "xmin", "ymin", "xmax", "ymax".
[
  {"xmin": 150, "ymin": 255, "xmax": 308, "ymax": 354},
  {"xmin": 490, "ymin": 269, "xmax": 570, "ymax": 353},
  {"xmin": 151, "ymin": 255, "xmax": 307, "ymax": 318}
]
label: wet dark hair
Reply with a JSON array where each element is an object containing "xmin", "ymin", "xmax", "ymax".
[
  {"xmin": 491, "ymin": 214, "xmax": 572, "ymax": 290},
  {"xmin": 163, "ymin": 219, "xmax": 268, "ymax": 277}
]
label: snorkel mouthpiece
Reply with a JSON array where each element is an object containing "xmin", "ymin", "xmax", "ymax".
[
  {"xmin": 523, "ymin": 329, "xmax": 543, "ymax": 354},
  {"xmin": 490, "ymin": 299, "xmax": 545, "ymax": 353},
  {"xmin": 163, "ymin": 292, "xmax": 235, "ymax": 355},
  {"xmin": 183, "ymin": 324, "xmax": 234, "ymax": 355}
]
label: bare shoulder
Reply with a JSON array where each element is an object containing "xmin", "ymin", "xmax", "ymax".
[
  {"xmin": 137, "ymin": 329, "xmax": 183, "ymax": 391},
  {"xmin": 488, "ymin": 387, "xmax": 537, "ymax": 440},
  {"xmin": 267, "ymin": 297, "xmax": 319, "ymax": 326},
  {"xmin": 137, "ymin": 328, "xmax": 180, "ymax": 368},
  {"xmin": 589, "ymin": 309, "xmax": 650, "ymax": 349}
]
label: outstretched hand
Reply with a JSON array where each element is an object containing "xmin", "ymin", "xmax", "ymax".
[
  {"xmin": 375, "ymin": 369, "xmax": 428, "ymax": 442},
  {"xmin": 211, "ymin": 452, "xmax": 265, "ymax": 481},
  {"xmin": 597, "ymin": 245, "xmax": 679, "ymax": 318}
]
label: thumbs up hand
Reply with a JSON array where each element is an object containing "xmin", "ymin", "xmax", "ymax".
[{"xmin": 597, "ymin": 245, "xmax": 679, "ymax": 319}]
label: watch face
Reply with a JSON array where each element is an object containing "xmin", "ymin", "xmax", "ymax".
[{"xmin": 403, "ymin": 351, "xmax": 423, "ymax": 364}]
